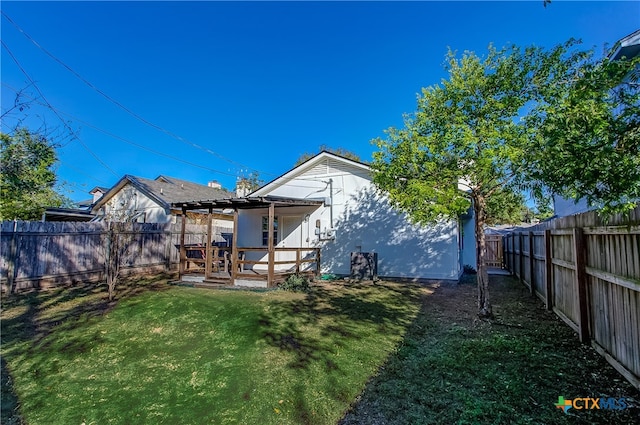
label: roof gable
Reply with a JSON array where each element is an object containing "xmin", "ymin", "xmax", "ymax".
[
  {"xmin": 92, "ymin": 175, "xmax": 233, "ymax": 212},
  {"xmin": 252, "ymin": 151, "xmax": 371, "ymax": 196}
]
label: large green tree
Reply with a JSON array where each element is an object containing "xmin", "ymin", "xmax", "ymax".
[
  {"xmin": 0, "ymin": 128, "xmax": 69, "ymax": 220},
  {"xmin": 526, "ymin": 53, "xmax": 640, "ymax": 215},
  {"xmin": 372, "ymin": 42, "xmax": 577, "ymax": 317}
]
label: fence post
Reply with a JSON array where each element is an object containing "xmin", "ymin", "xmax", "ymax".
[
  {"xmin": 529, "ymin": 231, "xmax": 535, "ymax": 296},
  {"xmin": 573, "ymin": 227, "xmax": 590, "ymax": 344},
  {"xmin": 205, "ymin": 208, "xmax": 213, "ymax": 279},
  {"xmin": 179, "ymin": 209, "xmax": 187, "ymax": 278},
  {"xmin": 511, "ymin": 233, "xmax": 516, "ymax": 276},
  {"xmin": 7, "ymin": 220, "xmax": 18, "ymax": 293},
  {"xmin": 164, "ymin": 225, "xmax": 172, "ymax": 273},
  {"xmin": 519, "ymin": 232, "xmax": 524, "ymax": 285},
  {"xmin": 544, "ymin": 229, "xmax": 553, "ymax": 310}
]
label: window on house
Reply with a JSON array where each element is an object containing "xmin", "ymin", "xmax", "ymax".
[{"xmin": 262, "ymin": 216, "xmax": 278, "ymax": 246}]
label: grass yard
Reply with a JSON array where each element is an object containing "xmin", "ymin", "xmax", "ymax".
[
  {"xmin": 1, "ymin": 277, "xmax": 425, "ymax": 425},
  {"xmin": 340, "ymin": 274, "xmax": 640, "ymax": 425},
  {"xmin": 2, "ymin": 274, "xmax": 639, "ymax": 424}
]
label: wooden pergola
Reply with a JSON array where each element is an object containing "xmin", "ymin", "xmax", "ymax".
[{"xmin": 172, "ymin": 196, "xmax": 324, "ymax": 287}]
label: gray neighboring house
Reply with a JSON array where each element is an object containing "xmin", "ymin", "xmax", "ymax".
[
  {"xmin": 553, "ymin": 28, "xmax": 640, "ymax": 217},
  {"xmin": 91, "ymin": 175, "xmax": 233, "ymax": 225}
]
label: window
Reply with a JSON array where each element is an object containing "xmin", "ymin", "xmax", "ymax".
[{"xmin": 262, "ymin": 216, "xmax": 278, "ymax": 246}]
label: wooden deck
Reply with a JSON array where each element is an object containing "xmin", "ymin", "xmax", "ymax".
[
  {"xmin": 180, "ymin": 246, "xmax": 320, "ymax": 287},
  {"xmin": 180, "ymin": 268, "xmax": 315, "ymax": 288}
]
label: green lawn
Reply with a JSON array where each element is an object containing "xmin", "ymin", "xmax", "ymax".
[
  {"xmin": 1, "ymin": 278, "xmax": 425, "ymax": 425},
  {"xmin": 340, "ymin": 275, "xmax": 639, "ymax": 425}
]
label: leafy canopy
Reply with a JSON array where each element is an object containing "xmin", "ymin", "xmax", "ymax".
[
  {"xmin": 0, "ymin": 128, "xmax": 70, "ymax": 220},
  {"xmin": 526, "ymin": 54, "xmax": 640, "ymax": 215},
  {"xmin": 371, "ymin": 43, "xmax": 555, "ymax": 225}
]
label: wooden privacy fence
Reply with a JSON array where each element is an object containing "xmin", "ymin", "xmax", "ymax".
[
  {"xmin": 504, "ymin": 205, "xmax": 640, "ymax": 390},
  {"xmin": 0, "ymin": 221, "xmax": 230, "ymax": 293}
]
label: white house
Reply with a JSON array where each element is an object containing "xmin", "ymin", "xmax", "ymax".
[
  {"xmin": 174, "ymin": 151, "xmax": 475, "ymax": 286},
  {"xmin": 92, "ymin": 175, "xmax": 233, "ymax": 226}
]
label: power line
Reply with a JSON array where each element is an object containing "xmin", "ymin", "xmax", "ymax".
[
  {"xmin": 1, "ymin": 83, "xmax": 247, "ymax": 180},
  {"xmin": 1, "ymin": 39, "xmax": 119, "ymax": 177},
  {"xmin": 1, "ymin": 10, "xmax": 271, "ymax": 177},
  {"xmin": 3, "ymin": 82, "xmax": 351, "ymax": 191}
]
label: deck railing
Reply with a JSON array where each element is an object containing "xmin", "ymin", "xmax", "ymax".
[{"xmin": 180, "ymin": 246, "xmax": 321, "ymax": 286}]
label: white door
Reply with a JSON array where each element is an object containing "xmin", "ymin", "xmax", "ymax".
[{"xmin": 277, "ymin": 216, "xmax": 302, "ymax": 270}]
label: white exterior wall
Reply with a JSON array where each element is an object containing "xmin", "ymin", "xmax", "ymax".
[
  {"xmin": 461, "ymin": 216, "xmax": 476, "ymax": 271},
  {"xmin": 251, "ymin": 156, "xmax": 462, "ymax": 280},
  {"xmin": 100, "ymin": 184, "xmax": 170, "ymax": 223}
]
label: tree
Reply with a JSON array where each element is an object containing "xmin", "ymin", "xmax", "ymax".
[
  {"xmin": 295, "ymin": 145, "xmax": 363, "ymax": 166},
  {"xmin": 97, "ymin": 189, "xmax": 138, "ymax": 300},
  {"xmin": 235, "ymin": 171, "xmax": 263, "ymax": 197},
  {"xmin": 0, "ymin": 128, "xmax": 70, "ymax": 220},
  {"xmin": 372, "ymin": 42, "xmax": 575, "ymax": 317},
  {"xmin": 526, "ymin": 54, "xmax": 640, "ymax": 216}
]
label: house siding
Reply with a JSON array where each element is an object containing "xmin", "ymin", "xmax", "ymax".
[{"xmin": 252, "ymin": 154, "xmax": 463, "ymax": 280}]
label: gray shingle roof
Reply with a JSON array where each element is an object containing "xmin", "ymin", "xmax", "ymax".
[
  {"xmin": 93, "ymin": 175, "xmax": 234, "ymax": 212},
  {"xmin": 130, "ymin": 175, "xmax": 233, "ymax": 207}
]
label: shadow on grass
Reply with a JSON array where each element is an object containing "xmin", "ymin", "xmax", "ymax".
[
  {"xmin": 339, "ymin": 275, "xmax": 640, "ymax": 425},
  {"xmin": 0, "ymin": 274, "xmax": 171, "ymax": 425},
  {"xmin": 258, "ymin": 281, "xmax": 426, "ymax": 422}
]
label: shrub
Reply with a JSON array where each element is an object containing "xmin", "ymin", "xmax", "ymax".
[
  {"xmin": 278, "ymin": 274, "xmax": 310, "ymax": 292},
  {"xmin": 463, "ymin": 264, "xmax": 477, "ymax": 274}
]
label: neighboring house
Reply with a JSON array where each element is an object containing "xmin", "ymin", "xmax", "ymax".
[
  {"xmin": 41, "ymin": 189, "xmax": 105, "ymax": 222},
  {"xmin": 174, "ymin": 151, "xmax": 475, "ymax": 286},
  {"xmin": 553, "ymin": 28, "xmax": 639, "ymax": 217},
  {"xmin": 92, "ymin": 175, "xmax": 233, "ymax": 225},
  {"xmin": 41, "ymin": 207, "xmax": 95, "ymax": 222}
]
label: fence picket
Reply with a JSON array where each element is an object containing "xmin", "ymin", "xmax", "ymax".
[
  {"xmin": 0, "ymin": 221, "xmax": 231, "ymax": 292},
  {"xmin": 502, "ymin": 203, "xmax": 640, "ymax": 390}
]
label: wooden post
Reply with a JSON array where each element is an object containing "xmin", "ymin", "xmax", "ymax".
[
  {"xmin": 529, "ymin": 231, "xmax": 535, "ymax": 296},
  {"xmin": 574, "ymin": 227, "xmax": 590, "ymax": 343},
  {"xmin": 7, "ymin": 220, "xmax": 18, "ymax": 293},
  {"xmin": 205, "ymin": 208, "xmax": 213, "ymax": 279},
  {"xmin": 511, "ymin": 233, "xmax": 516, "ymax": 275},
  {"xmin": 296, "ymin": 249, "xmax": 301, "ymax": 273},
  {"xmin": 178, "ymin": 208, "xmax": 187, "ymax": 278},
  {"xmin": 267, "ymin": 203, "xmax": 275, "ymax": 287},
  {"xmin": 544, "ymin": 229, "xmax": 553, "ymax": 311},
  {"xmin": 164, "ymin": 224, "xmax": 172, "ymax": 273},
  {"xmin": 519, "ymin": 232, "xmax": 524, "ymax": 285},
  {"xmin": 316, "ymin": 248, "xmax": 321, "ymax": 277},
  {"xmin": 231, "ymin": 208, "xmax": 239, "ymax": 283}
]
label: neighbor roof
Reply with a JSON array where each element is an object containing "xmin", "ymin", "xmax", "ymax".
[{"xmin": 92, "ymin": 175, "xmax": 233, "ymax": 213}]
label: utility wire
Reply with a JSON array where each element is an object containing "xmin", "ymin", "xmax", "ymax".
[
  {"xmin": 1, "ymin": 39, "xmax": 119, "ymax": 177},
  {"xmin": 2, "ymin": 82, "xmax": 335, "ymax": 190},
  {"xmin": 1, "ymin": 10, "xmax": 270, "ymax": 177}
]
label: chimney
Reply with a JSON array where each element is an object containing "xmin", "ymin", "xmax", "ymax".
[{"xmin": 208, "ymin": 180, "xmax": 222, "ymax": 189}]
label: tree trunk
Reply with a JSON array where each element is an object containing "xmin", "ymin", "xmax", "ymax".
[
  {"xmin": 474, "ymin": 195, "xmax": 492, "ymax": 318},
  {"xmin": 105, "ymin": 223, "xmax": 119, "ymax": 302}
]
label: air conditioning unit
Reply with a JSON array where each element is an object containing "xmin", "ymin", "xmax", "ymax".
[{"xmin": 350, "ymin": 252, "xmax": 378, "ymax": 281}]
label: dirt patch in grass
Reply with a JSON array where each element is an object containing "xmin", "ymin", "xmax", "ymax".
[{"xmin": 340, "ymin": 274, "xmax": 639, "ymax": 425}]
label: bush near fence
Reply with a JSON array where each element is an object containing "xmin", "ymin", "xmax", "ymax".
[
  {"xmin": 0, "ymin": 221, "xmax": 230, "ymax": 293},
  {"xmin": 503, "ymin": 204, "xmax": 640, "ymax": 390}
]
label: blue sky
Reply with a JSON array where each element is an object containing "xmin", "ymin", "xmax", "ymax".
[{"xmin": 1, "ymin": 1, "xmax": 638, "ymax": 202}]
